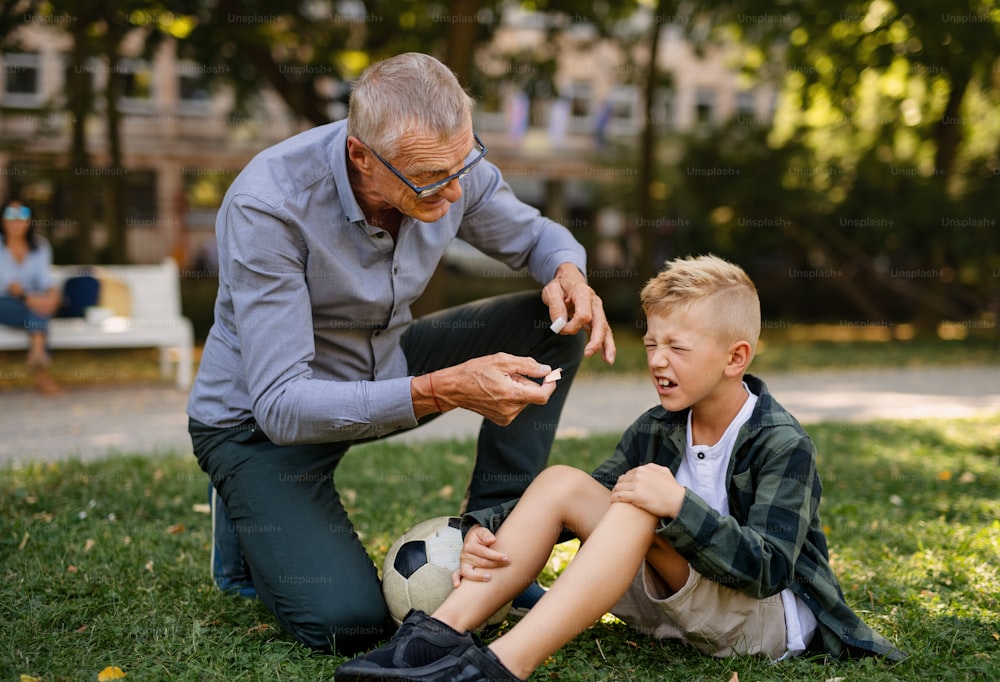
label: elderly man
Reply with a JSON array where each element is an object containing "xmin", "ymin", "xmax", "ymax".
[{"xmin": 187, "ymin": 52, "xmax": 615, "ymax": 655}]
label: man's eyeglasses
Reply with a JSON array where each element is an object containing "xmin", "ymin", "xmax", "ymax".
[
  {"xmin": 3, "ymin": 205, "xmax": 31, "ymax": 221},
  {"xmin": 363, "ymin": 132, "xmax": 488, "ymax": 199}
]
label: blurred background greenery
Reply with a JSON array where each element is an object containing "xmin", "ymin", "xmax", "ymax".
[{"xmin": 1, "ymin": 0, "xmax": 998, "ymax": 346}]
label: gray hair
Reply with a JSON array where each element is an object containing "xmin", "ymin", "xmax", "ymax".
[{"xmin": 347, "ymin": 52, "xmax": 475, "ymax": 159}]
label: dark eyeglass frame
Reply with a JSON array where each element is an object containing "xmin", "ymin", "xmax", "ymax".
[{"xmin": 362, "ymin": 132, "xmax": 488, "ymax": 198}]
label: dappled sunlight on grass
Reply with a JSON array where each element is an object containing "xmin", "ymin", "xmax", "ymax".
[{"xmin": 1, "ymin": 416, "xmax": 997, "ymax": 679}]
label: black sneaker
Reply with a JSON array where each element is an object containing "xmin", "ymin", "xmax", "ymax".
[
  {"xmin": 336, "ymin": 610, "xmax": 476, "ymax": 680},
  {"xmin": 336, "ymin": 635, "xmax": 523, "ymax": 681}
]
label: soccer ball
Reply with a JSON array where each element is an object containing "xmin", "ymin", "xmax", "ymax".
[{"xmin": 381, "ymin": 516, "xmax": 510, "ymax": 628}]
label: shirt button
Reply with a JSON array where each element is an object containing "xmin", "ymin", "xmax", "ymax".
[{"xmin": 696, "ymin": 452, "xmax": 706, "ymax": 460}]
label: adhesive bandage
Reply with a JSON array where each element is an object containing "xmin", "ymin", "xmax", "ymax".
[
  {"xmin": 549, "ymin": 316, "xmax": 567, "ymax": 334},
  {"xmin": 543, "ymin": 368, "xmax": 563, "ymax": 384}
]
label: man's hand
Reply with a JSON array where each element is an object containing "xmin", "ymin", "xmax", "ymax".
[
  {"xmin": 412, "ymin": 352, "xmax": 558, "ymax": 423},
  {"xmin": 452, "ymin": 524, "xmax": 510, "ymax": 587},
  {"xmin": 610, "ymin": 463, "xmax": 686, "ymax": 519},
  {"xmin": 542, "ymin": 263, "xmax": 616, "ymax": 364}
]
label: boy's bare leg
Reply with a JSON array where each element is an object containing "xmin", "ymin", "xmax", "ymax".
[
  {"xmin": 645, "ymin": 534, "xmax": 691, "ymax": 594},
  {"xmin": 489, "ymin": 501, "xmax": 660, "ymax": 679},
  {"xmin": 433, "ymin": 464, "xmax": 691, "ymax": 679},
  {"xmin": 434, "ymin": 465, "xmax": 612, "ymax": 631}
]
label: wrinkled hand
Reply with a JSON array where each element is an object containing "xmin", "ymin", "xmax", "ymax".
[
  {"xmin": 433, "ymin": 352, "xmax": 557, "ymax": 426},
  {"xmin": 542, "ymin": 263, "xmax": 616, "ymax": 364},
  {"xmin": 610, "ymin": 463, "xmax": 686, "ymax": 519},
  {"xmin": 452, "ymin": 525, "xmax": 510, "ymax": 587}
]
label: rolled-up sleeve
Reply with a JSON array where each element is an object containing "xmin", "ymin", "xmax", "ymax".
[{"xmin": 224, "ymin": 194, "xmax": 417, "ymax": 444}]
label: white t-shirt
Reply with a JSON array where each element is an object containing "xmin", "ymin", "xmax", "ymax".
[{"xmin": 676, "ymin": 383, "xmax": 817, "ymax": 658}]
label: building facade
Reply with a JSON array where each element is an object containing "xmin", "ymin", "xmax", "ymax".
[{"xmin": 0, "ymin": 7, "xmax": 776, "ymax": 268}]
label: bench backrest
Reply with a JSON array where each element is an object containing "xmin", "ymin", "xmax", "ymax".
[{"xmin": 51, "ymin": 259, "xmax": 183, "ymax": 320}]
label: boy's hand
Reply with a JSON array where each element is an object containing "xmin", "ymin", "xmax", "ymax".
[
  {"xmin": 610, "ymin": 463, "xmax": 686, "ymax": 519},
  {"xmin": 452, "ymin": 525, "xmax": 511, "ymax": 587}
]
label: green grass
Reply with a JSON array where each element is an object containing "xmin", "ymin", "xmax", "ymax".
[{"xmin": 2, "ymin": 416, "xmax": 998, "ymax": 681}]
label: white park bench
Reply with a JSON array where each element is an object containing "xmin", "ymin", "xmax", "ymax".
[{"xmin": 0, "ymin": 258, "xmax": 194, "ymax": 389}]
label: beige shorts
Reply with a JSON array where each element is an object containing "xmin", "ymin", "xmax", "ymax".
[{"xmin": 610, "ymin": 563, "xmax": 788, "ymax": 659}]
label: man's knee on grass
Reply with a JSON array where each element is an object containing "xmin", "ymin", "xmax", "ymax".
[{"xmin": 280, "ymin": 594, "xmax": 392, "ymax": 656}]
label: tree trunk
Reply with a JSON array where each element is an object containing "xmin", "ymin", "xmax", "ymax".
[
  {"xmin": 933, "ymin": 70, "xmax": 970, "ymax": 182},
  {"xmin": 67, "ymin": 19, "xmax": 95, "ymax": 264},
  {"xmin": 443, "ymin": 0, "xmax": 480, "ymax": 87},
  {"xmin": 104, "ymin": 43, "xmax": 128, "ymax": 263},
  {"xmin": 637, "ymin": 0, "xmax": 669, "ymax": 285},
  {"xmin": 103, "ymin": 37, "xmax": 128, "ymax": 264}
]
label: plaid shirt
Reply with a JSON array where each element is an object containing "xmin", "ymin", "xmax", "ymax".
[{"xmin": 466, "ymin": 374, "xmax": 904, "ymax": 661}]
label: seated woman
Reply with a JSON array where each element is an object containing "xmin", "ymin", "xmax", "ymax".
[{"xmin": 0, "ymin": 199, "xmax": 62, "ymax": 394}]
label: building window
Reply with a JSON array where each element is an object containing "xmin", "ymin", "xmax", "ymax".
[
  {"xmin": 177, "ymin": 61, "xmax": 210, "ymax": 114},
  {"xmin": 602, "ymin": 85, "xmax": 639, "ymax": 137},
  {"xmin": 652, "ymin": 86, "xmax": 675, "ymax": 131},
  {"xmin": 695, "ymin": 87, "xmax": 716, "ymax": 125},
  {"xmin": 117, "ymin": 58, "xmax": 154, "ymax": 113},
  {"xmin": 735, "ymin": 90, "xmax": 756, "ymax": 119},
  {"xmin": 2, "ymin": 52, "xmax": 42, "ymax": 107},
  {"xmin": 569, "ymin": 79, "xmax": 593, "ymax": 119}
]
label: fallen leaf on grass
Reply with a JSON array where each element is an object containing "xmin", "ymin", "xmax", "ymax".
[
  {"xmin": 84, "ymin": 538, "xmax": 95, "ymax": 552},
  {"xmin": 20, "ymin": 675, "xmax": 42, "ymax": 682},
  {"xmin": 728, "ymin": 673, "xmax": 739, "ymax": 682},
  {"xmin": 247, "ymin": 623, "xmax": 276, "ymax": 636},
  {"xmin": 18, "ymin": 533, "xmax": 29, "ymax": 551},
  {"xmin": 97, "ymin": 666, "xmax": 127, "ymax": 680},
  {"xmin": 76, "ymin": 625, "xmax": 87, "ymax": 633},
  {"xmin": 67, "ymin": 564, "xmax": 78, "ymax": 573},
  {"xmin": 145, "ymin": 560, "xmax": 154, "ymax": 573},
  {"xmin": 166, "ymin": 523, "xmax": 186, "ymax": 535},
  {"xmin": 192, "ymin": 503, "xmax": 211, "ymax": 514}
]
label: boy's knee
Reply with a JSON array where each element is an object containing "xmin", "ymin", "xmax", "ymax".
[{"xmin": 535, "ymin": 464, "xmax": 593, "ymax": 496}]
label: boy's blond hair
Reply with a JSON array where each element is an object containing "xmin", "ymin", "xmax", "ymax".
[{"xmin": 640, "ymin": 254, "xmax": 761, "ymax": 354}]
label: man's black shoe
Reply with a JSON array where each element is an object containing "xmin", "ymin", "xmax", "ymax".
[
  {"xmin": 335, "ymin": 610, "xmax": 475, "ymax": 680},
  {"xmin": 336, "ymin": 632, "xmax": 523, "ymax": 681}
]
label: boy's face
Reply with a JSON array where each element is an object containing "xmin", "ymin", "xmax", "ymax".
[{"xmin": 642, "ymin": 302, "xmax": 733, "ymax": 412}]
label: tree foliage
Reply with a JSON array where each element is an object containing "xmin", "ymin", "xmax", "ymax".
[{"xmin": 636, "ymin": 0, "xmax": 1000, "ymax": 327}]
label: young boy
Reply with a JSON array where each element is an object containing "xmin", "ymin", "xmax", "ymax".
[{"xmin": 336, "ymin": 255, "xmax": 904, "ymax": 681}]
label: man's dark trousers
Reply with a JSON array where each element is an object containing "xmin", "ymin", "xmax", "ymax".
[{"xmin": 190, "ymin": 291, "xmax": 586, "ymax": 654}]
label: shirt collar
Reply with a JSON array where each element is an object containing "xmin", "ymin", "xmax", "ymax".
[{"xmin": 330, "ymin": 121, "xmax": 367, "ymax": 225}]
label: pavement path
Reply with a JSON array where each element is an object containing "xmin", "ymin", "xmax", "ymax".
[{"xmin": 1, "ymin": 365, "xmax": 998, "ymax": 465}]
